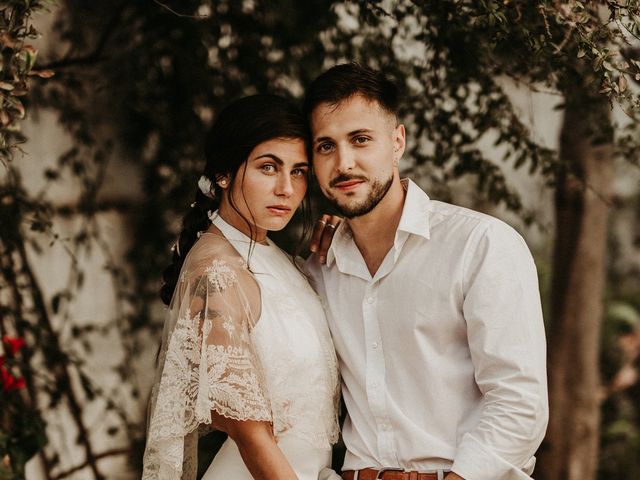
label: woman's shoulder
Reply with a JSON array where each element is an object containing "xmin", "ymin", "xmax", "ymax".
[{"xmin": 180, "ymin": 229, "xmax": 253, "ymax": 285}]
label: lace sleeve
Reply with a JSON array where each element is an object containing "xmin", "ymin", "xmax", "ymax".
[{"xmin": 143, "ymin": 245, "xmax": 270, "ymax": 479}]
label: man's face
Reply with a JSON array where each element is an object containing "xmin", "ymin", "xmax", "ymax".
[{"xmin": 311, "ymin": 94, "xmax": 405, "ymax": 218}]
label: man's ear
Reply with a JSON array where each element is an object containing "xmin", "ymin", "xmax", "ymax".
[{"xmin": 393, "ymin": 124, "xmax": 406, "ymax": 161}]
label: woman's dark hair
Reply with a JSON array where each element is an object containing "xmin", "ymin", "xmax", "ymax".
[
  {"xmin": 303, "ymin": 62, "xmax": 399, "ymax": 120},
  {"xmin": 160, "ymin": 94, "xmax": 311, "ymax": 306}
]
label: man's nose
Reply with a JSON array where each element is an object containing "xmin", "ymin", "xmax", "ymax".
[{"xmin": 335, "ymin": 146, "xmax": 355, "ymax": 173}]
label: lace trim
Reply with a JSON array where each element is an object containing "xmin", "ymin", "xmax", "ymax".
[{"xmin": 144, "ymin": 305, "xmax": 270, "ymax": 478}]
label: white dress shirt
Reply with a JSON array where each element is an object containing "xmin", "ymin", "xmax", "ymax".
[{"xmin": 307, "ymin": 179, "xmax": 548, "ymax": 480}]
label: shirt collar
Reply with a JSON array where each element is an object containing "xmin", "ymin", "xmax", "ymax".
[
  {"xmin": 396, "ymin": 178, "xmax": 431, "ymax": 240},
  {"xmin": 326, "ymin": 178, "xmax": 431, "ymax": 268}
]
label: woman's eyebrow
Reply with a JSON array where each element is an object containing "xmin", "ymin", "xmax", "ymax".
[
  {"xmin": 255, "ymin": 153, "xmax": 284, "ymax": 164},
  {"xmin": 254, "ymin": 154, "xmax": 308, "ymax": 168}
]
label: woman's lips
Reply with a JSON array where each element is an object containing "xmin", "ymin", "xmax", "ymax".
[{"xmin": 266, "ymin": 205, "xmax": 292, "ymax": 216}]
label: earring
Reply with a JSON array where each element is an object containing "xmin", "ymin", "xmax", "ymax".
[{"xmin": 393, "ymin": 159, "xmax": 399, "ymax": 167}]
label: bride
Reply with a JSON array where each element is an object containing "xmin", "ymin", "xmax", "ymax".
[{"xmin": 142, "ymin": 95, "xmax": 340, "ymax": 479}]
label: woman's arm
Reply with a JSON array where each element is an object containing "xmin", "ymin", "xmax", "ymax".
[{"xmin": 212, "ymin": 412, "xmax": 298, "ymax": 480}]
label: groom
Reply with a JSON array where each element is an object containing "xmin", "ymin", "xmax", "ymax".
[{"xmin": 305, "ymin": 63, "xmax": 548, "ymax": 480}]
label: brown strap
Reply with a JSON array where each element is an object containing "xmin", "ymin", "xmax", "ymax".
[{"xmin": 342, "ymin": 469, "xmax": 439, "ymax": 480}]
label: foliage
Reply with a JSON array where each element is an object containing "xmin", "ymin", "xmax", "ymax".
[
  {"xmin": 599, "ymin": 299, "xmax": 640, "ymax": 478},
  {"xmin": 0, "ymin": 0, "xmax": 54, "ymax": 166},
  {"xmin": 1, "ymin": 3, "xmax": 52, "ymax": 479}
]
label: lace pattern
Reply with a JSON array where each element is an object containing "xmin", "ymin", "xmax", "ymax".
[{"xmin": 143, "ymin": 236, "xmax": 269, "ymax": 479}]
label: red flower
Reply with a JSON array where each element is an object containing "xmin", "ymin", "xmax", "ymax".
[
  {"xmin": 2, "ymin": 336, "xmax": 25, "ymax": 356},
  {"xmin": 0, "ymin": 338, "xmax": 27, "ymax": 393},
  {"xmin": 1, "ymin": 365, "xmax": 25, "ymax": 392}
]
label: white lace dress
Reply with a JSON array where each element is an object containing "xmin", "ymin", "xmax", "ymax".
[{"xmin": 142, "ymin": 213, "xmax": 340, "ymax": 480}]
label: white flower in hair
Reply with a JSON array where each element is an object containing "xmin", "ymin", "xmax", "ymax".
[{"xmin": 198, "ymin": 175, "xmax": 215, "ymax": 198}]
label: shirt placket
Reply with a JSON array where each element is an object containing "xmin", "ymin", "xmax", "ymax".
[{"xmin": 363, "ymin": 280, "xmax": 398, "ymax": 465}]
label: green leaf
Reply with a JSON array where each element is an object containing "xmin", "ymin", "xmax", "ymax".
[{"xmin": 22, "ymin": 47, "xmax": 38, "ymax": 72}]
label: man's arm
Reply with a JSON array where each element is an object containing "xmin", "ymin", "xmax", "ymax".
[{"xmin": 451, "ymin": 220, "xmax": 548, "ymax": 480}]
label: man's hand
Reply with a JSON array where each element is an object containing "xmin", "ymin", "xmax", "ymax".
[{"xmin": 309, "ymin": 214, "xmax": 342, "ymax": 264}]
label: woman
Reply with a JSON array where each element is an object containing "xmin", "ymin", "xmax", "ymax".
[{"xmin": 142, "ymin": 95, "xmax": 340, "ymax": 479}]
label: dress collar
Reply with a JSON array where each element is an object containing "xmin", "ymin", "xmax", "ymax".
[{"xmin": 209, "ymin": 211, "xmax": 272, "ymax": 257}]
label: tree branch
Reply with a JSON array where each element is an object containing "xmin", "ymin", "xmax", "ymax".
[
  {"xmin": 51, "ymin": 448, "xmax": 130, "ymax": 480},
  {"xmin": 152, "ymin": 0, "xmax": 208, "ymax": 19},
  {"xmin": 38, "ymin": 5, "xmax": 125, "ymax": 71}
]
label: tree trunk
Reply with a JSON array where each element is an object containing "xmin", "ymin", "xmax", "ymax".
[{"xmin": 537, "ymin": 88, "xmax": 613, "ymax": 480}]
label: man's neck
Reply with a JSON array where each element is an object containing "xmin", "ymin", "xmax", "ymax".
[{"xmin": 347, "ymin": 177, "xmax": 406, "ymax": 276}]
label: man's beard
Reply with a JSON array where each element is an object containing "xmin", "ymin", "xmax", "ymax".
[{"xmin": 326, "ymin": 174, "xmax": 394, "ymax": 219}]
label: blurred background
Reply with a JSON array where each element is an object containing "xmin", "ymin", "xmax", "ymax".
[{"xmin": 1, "ymin": 1, "xmax": 639, "ymax": 479}]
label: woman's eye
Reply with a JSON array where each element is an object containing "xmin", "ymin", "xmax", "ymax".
[
  {"xmin": 261, "ymin": 164, "xmax": 276, "ymax": 173},
  {"xmin": 292, "ymin": 168, "xmax": 308, "ymax": 177}
]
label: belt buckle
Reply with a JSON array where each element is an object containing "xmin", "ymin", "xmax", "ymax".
[{"xmin": 375, "ymin": 467, "xmax": 404, "ymax": 479}]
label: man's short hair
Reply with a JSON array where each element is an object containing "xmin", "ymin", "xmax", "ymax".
[{"xmin": 303, "ymin": 62, "xmax": 399, "ymax": 120}]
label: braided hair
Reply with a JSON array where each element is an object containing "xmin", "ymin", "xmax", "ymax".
[{"xmin": 160, "ymin": 95, "xmax": 311, "ymax": 306}]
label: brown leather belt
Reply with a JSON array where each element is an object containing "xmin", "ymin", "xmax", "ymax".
[{"xmin": 342, "ymin": 469, "xmax": 440, "ymax": 480}]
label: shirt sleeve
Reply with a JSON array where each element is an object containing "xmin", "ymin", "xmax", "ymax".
[
  {"xmin": 142, "ymin": 253, "xmax": 270, "ymax": 479},
  {"xmin": 451, "ymin": 221, "xmax": 548, "ymax": 480}
]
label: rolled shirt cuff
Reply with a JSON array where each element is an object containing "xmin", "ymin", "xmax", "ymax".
[{"xmin": 451, "ymin": 433, "xmax": 536, "ymax": 480}]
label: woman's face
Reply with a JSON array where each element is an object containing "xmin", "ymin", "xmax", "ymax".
[{"xmin": 218, "ymin": 137, "xmax": 309, "ymax": 242}]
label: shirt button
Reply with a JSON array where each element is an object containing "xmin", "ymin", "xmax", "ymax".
[
  {"xmin": 372, "ymin": 342, "xmax": 379, "ymax": 349},
  {"xmin": 367, "ymin": 296, "xmax": 375, "ymax": 304},
  {"xmin": 371, "ymin": 381, "xmax": 377, "ymax": 388}
]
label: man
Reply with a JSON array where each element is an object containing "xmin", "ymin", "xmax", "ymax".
[{"xmin": 305, "ymin": 63, "xmax": 548, "ymax": 480}]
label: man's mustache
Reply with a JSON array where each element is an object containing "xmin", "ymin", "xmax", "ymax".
[{"xmin": 329, "ymin": 174, "xmax": 368, "ymax": 188}]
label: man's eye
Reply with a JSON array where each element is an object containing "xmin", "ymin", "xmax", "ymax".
[
  {"xmin": 354, "ymin": 136, "xmax": 370, "ymax": 144},
  {"xmin": 317, "ymin": 143, "xmax": 334, "ymax": 153}
]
